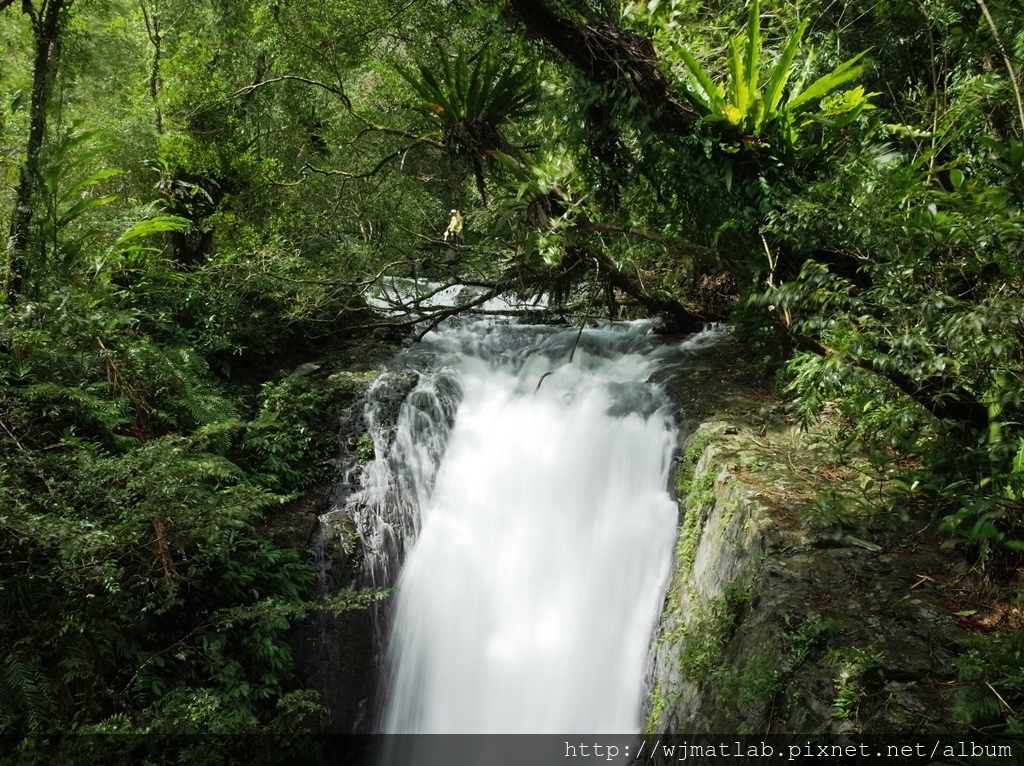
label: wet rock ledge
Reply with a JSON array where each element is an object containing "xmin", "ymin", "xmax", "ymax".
[{"xmin": 648, "ymin": 336, "xmax": 972, "ymax": 737}]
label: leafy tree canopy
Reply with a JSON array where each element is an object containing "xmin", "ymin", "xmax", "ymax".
[{"xmin": 2, "ymin": 0, "xmax": 1024, "ymax": 753}]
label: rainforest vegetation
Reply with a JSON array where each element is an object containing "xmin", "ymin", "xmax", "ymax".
[{"xmin": 1, "ymin": 0, "xmax": 1023, "ymax": 761}]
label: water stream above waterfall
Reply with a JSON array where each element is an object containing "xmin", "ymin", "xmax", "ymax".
[{"xmin": 345, "ymin": 318, "xmax": 723, "ymax": 734}]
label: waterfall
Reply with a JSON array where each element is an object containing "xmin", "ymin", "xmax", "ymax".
[{"xmin": 351, "ymin": 318, "xmax": 719, "ymax": 734}]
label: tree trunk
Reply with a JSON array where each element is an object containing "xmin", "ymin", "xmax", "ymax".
[
  {"xmin": 140, "ymin": 0, "xmax": 164, "ymax": 135},
  {"xmin": 5, "ymin": 0, "xmax": 71, "ymax": 304},
  {"xmin": 506, "ymin": 0, "xmax": 699, "ymax": 133},
  {"xmin": 578, "ymin": 247, "xmax": 706, "ymax": 334}
]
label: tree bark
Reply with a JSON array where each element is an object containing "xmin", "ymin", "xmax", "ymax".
[
  {"xmin": 505, "ymin": 0, "xmax": 698, "ymax": 133},
  {"xmin": 576, "ymin": 247, "xmax": 706, "ymax": 334},
  {"xmin": 139, "ymin": 0, "xmax": 164, "ymax": 135},
  {"xmin": 4, "ymin": 0, "xmax": 71, "ymax": 304}
]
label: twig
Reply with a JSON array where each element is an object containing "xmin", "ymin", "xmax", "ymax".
[
  {"xmin": 536, "ymin": 280, "xmax": 600, "ymax": 392},
  {"xmin": 303, "ymin": 140, "xmax": 433, "ymax": 183},
  {"xmin": 567, "ymin": 312, "xmax": 588, "ymax": 365},
  {"xmin": 342, "ymin": 282, "xmax": 515, "ymax": 336},
  {"xmin": 975, "ymin": 0, "xmax": 1024, "ymax": 139},
  {"xmin": 0, "ymin": 418, "xmax": 25, "ymax": 451},
  {"xmin": 985, "ymin": 681, "xmax": 1018, "ymax": 718},
  {"xmin": 230, "ymin": 74, "xmax": 345, "ymax": 100}
]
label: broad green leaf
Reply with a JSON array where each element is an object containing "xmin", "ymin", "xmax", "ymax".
[
  {"xmin": 745, "ymin": 0, "xmax": 761, "ymax": 104},
  {"xmin": 63, "ymin": 169, "xmax": 123, "ymax": 202},
  {"xmin": 722, "ymin": 104, "xmax": 744, "ymax": 126},
  {"xmin": 1012, "ymin": 439, "xmax": 1024, "ymax": 474},
  {"xmin": 788, "ymin": 50, "xmax": 870, "ymax": 113},
  {"xmin": 113, "ymin": 216, "xmax": 190, "ymax": 250},
  {"xmin": 763, "ymin": 20, "xmax": 808, "ymax": 117},
  {"xmin": 727, "ymin": 36, "xmax": 750, "ymax": 119},
  {"xmin": 678, "ymin": 47, "xmax": 723, "ymax": 111},
  {"xmin": 57, "ymin": 195, "xmax": 118, "ymax": 228}
]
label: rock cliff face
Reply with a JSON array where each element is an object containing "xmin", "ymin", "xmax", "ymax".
[
  {"xmin": 647, "ymin": 338, "xmax": 968, "ymax": 736},
  {"xmin": 306, "ymin": 331, "xmax": 985, "ymax": 739},
  {"xmin": 282, "ymin": 365, "xmax": 395, "ymax": 737}
]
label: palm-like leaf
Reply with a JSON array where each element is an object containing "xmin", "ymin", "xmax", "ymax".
[
  {"xmin": 763, "ymin": 20, "xmax": 808, "ymax": 118},
  {"xmin": 397, "ymin": 47, "xmax": 537, "ymax": 141},
  {"xmin": 398, "ymin": 46, "xmax": 538, "ymax": 203},
  {"xmin": 677, "ymin": 47, "xmax": 723, "ymax": 113},
  {"xmin": 787, "ymin": 50, "xmax": 870, "ymax": 113},
  {"xmin": 673, "ymin": 0, "xmax": 875, "ymax": 155}
]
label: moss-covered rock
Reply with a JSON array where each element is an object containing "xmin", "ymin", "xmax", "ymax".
[
  {"xmin": 261, "ymin": 339, "xmax": 396, "ymax": 737},
  {"xmin": 647, "ymin": 336, "xmax": 972, "ymax": 737}
]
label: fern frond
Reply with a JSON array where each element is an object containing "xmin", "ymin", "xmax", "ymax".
[
  {"xmin": 1, "ymin": 652, "xmax": 54, "ymax": 733},
  {"xmin": 953, "ymin": 683, "xmax": 1007, "ymax": 725}
]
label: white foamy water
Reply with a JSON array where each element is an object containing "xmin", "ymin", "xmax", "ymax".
[{"xmin": 352, "ymin": 320, "xmax": 722, "ymax": 734}]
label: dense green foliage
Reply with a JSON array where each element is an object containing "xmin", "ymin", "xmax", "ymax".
[{"xmin": 2, "ymin": 0, "xmax": 1023, "ymax": 752}]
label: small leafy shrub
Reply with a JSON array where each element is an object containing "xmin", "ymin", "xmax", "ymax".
[
  {"xmin": 736, "ymin": 658, "xmax": 782, "ymax": 707},
  {"xmin": 677, "ymin": 583, "xmax": 752, "ymax": 683},
  {"xmin": 242, "ymin": 372, "xmax": 361, "ymax": 492},
  {"xmin": 953, "ymin": 629, "xmax": 1024, "ymax": 735},
  {"xmin": 783, "ymin": 613, "xmax": 840, "ymax": 669},
  {"xmin": 826, "ymin": 646, "xmax": 884, "ymax": 725},
  {"xmin": 354, "ymin": 433, "xmax": 375, "ymax": 462}
]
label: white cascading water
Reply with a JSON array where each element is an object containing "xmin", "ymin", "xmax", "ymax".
[{"xmin": 352, "ymin": 318, "xmax": 719, "ymax": 735}]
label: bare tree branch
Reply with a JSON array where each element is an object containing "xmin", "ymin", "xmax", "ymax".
[
  {"xmin": 343, "ymin": 282, "xmax": 519, "ymax": 338},
  {"xmin": 230, "ymin": 74, "xmax": 345, "ymax": 100},
  {"xmin": 302, "ymin": 141, "xmax": 428, "ymax": 182},
  {"xmin": 229, "ymin": 74, "xmax": 445, "ymax": 150},
  {"xmin": 345, "ymin": 124, "xmax": 444, "ymax": 147},
  {"xmin": 975, "ymin": 0, "xmax": 1024, "ymax": 138}
]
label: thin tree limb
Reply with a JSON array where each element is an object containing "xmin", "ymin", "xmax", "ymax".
[
  {"xmin": 412, "ymin": 286, "xmax": 508, "ymax": 341},
  {"xmin": 343, "ymin": 282, "xmax": 517, "ymax": 338},
  {"xmin": 974, "ymin": 0, "xmax": 1024, "ymax": 139},
  {"xmin": 230, "ymin": 75, "xmax": 345, "ymax": 100},
  {"xmin": 782, "ymin": 323, "xmax": 990, "ymax": 429},
  {"xmin": 574, "ymin": 216, "xmax": 713, "ymax": 260},
  {"xmin": 302, "ymin": 141, "xmax": 428, "ymax": 182}
]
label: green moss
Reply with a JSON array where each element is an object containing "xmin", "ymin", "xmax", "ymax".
[
  {"xmin": 645, "ymin": 679, "xmax": 666, "ymax": 734},
  {"xmin": 676, "ymin": 427, "xmax": 716, "ymax": 496},
  {"xmin": 676, "ymin": 471, "xmax": 716, "ymax": 576},
  {"xmin": 685, "ymin": 428, "xmax": 717, "ymax": 463},
  {"xmin": 660, "ymin": 431, "xmax": 725, "ymax": 644},
  {"xmin": 720, "ymin": 498, "xmax": 739, "ymax": 526}
]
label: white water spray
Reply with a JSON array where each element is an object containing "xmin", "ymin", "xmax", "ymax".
[{"xmin": 353, "ymin": 319, "xmax": 720, "ymax": 734}]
